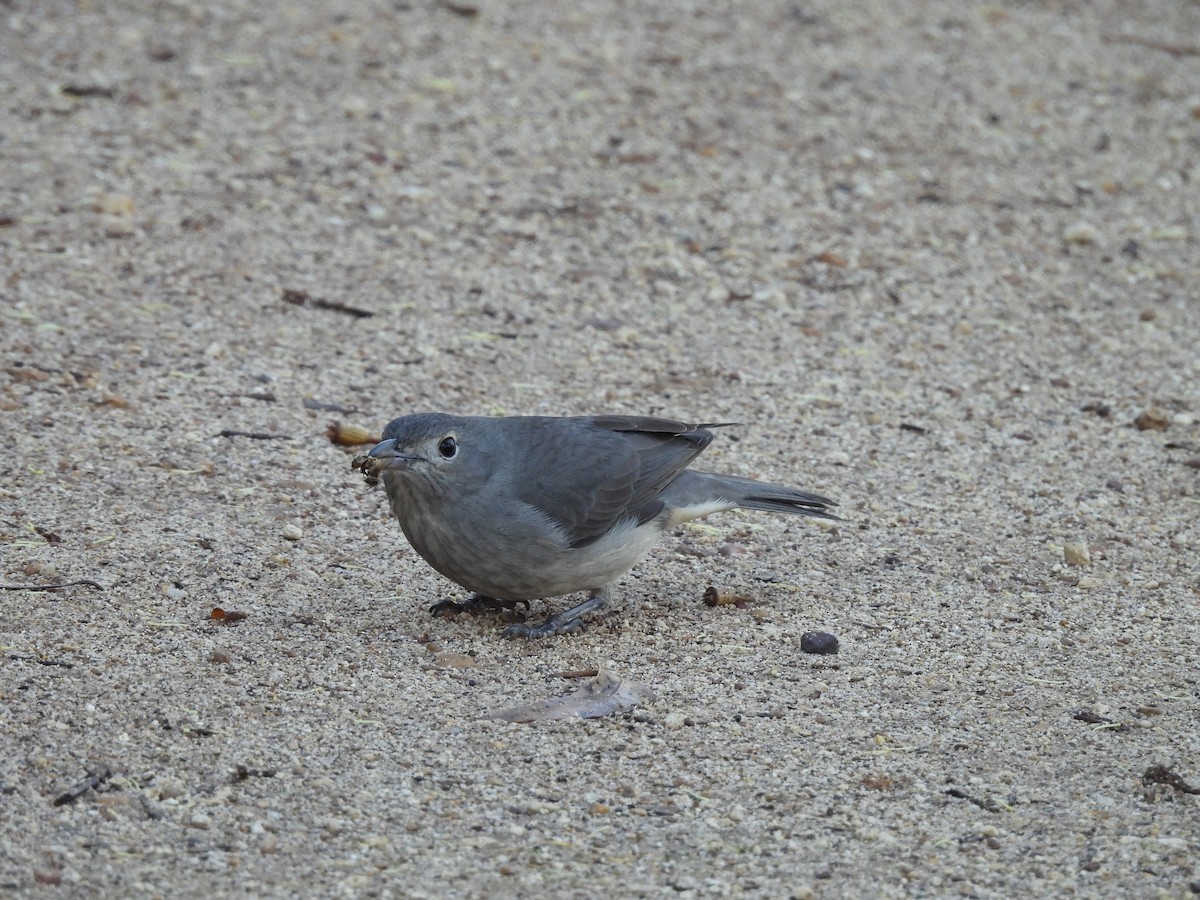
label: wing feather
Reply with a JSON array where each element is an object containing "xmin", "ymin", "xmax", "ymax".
[{"xmin": 513, "ymin": 416, "xmax": 725, "ymax": 547}]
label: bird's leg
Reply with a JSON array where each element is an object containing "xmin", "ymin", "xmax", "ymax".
[
  {"xmin": 500, "ymin": 588, "xmax": 611, "ymax": 639},
  {"xmin": 430, "ymin": 593, "xmax": 531, "ymax": 618}
]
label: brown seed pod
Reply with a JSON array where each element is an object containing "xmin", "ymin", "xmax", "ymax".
[
  {"xmin": 703, "ymin": 586, "xmax": 753, "ymax": 607},
  {"xmin": 326, "ymin": 422, "xmax": 380, "ymax": 446}
]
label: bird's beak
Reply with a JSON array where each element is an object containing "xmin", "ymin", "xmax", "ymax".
[{"xmin": 351, "ymin": 438, "xmax": 423, "ymax": 485}]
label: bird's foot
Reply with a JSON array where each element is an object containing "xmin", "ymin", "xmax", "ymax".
[
  {"xmin": 430, "ymin": 594, "xmax": 530, "ymax": 618},
  {"xmin": 500, "ymin": 591, "xmax": 609, "ymax": 639}
]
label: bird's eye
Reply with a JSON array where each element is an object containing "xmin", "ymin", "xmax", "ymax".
[{"xmin": 437, "ymin": 436, "xmax": 457, "ymax": 459}]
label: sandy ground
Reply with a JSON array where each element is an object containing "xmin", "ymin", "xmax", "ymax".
[{"xmin": 2, "ymin": 0, "xmax": 1199, "ymax": 896}]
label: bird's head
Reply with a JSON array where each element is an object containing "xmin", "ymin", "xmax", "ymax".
[{"xmin": 353, "ymin": 413, "xmax": 488, "ymax": 497}]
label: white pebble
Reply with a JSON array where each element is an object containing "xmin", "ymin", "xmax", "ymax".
[
  {"xmin": 281, "ymin": 523, "xmax": 303, "ymax": 541},
  {"xmin": 341, "ymin": 96, "xmax": 370, "ymax": 117},
  {"xmin": 1063, "ymin": 222, "xmax": 1101, "ymax": 245}
]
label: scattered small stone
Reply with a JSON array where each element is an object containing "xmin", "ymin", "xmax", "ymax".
[
  {"xmin": 800, "ymin": 631, "xmax": 839, "ymax": 655},
  {"xmin": 1076, "ymin": 575, "xmax": 1102, "ymax": 590},
  {"xmin": 281, "ymin": 523, "xmax": 303, "ymax": 541},
  {"xmin": 861, "ymin": 774, "xmax": 893, "ymax": 791},
  {"xmin": 1063, "ymin": 221, "xmax": 1101, "ymax": 244},
  {"xmin": 94, "ymin": 191, "xmax": 135, "ymax": 237},
  {"xmin": 433, "ymin": 652, "xmax": 476, "ymax": 668},
  {"xmin": 209, "ymin": 650, "xmax": 230, "ymax": 664},
  {"xmin": 1063, "ymin": 542, "xmax": 1091, "ymax": 567},
  {"xmin": 1133, "ymin": 408, "xmax": 1170, "ymax": 431},
  {"xmin": 340, "ymin": 95, "xmax": 370, "ymax": 117}
]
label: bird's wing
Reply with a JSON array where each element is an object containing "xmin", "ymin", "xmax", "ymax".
[{"xmin": 514, "ymin": 416, "xmax": 727, "ymax": 548}]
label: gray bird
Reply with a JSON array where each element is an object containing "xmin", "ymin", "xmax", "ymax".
[{"xmin": 354, "ymin": 414, "xmax": 837, "ymax": 638}]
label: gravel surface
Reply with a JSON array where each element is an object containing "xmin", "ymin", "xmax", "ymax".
[{"xmin": 2, "ymin": 1, "xmax": 1199, "ymax": 896}]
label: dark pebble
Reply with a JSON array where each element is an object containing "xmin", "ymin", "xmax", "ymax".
[{"xmin": 801, "ymin": 631, "xmax": 839, "ymax": 655}]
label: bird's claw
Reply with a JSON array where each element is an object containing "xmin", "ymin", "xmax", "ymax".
[
  {"xmin": 500, "ymin": 614, "xmax": 587, "ymax": 639},
  {"xmin": 430, "ymin": 594, "xmax": 531, "ymax": 618},
  {"xmin": 500, "ymin": 591, "xmax": 609, "ymax": 638}
]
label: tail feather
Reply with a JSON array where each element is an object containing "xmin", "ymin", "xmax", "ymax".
[{"xmin": 664, "ymin": 471, "xmax": 840, "ymax": 523}]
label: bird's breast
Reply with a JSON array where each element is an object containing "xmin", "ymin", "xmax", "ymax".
[{"xmin": 385, "ymin": 477, "xmax": 664, "ymax": 600}]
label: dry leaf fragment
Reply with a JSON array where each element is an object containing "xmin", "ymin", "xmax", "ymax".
[
  {"xmin": 492, "ymin": 669, "xmax": 655, "ymax": 723},
  {"xmin": 1063, "ymin": 542, "xmax": 1091, "ymax": 567},
  {"xmin": 814, "ymin": 250, "xmax": 848, "ymax": 267}
]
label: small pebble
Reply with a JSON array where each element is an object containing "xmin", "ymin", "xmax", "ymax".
[
  {"xmin": 800, "ymin": 631, "xmax": 839, "ymax": 655},
  {"xmin": 433, "ymin": 652, "xmax": 476, "ymax": 668},
  {"xmin": 341, "ymin": 95, "xmax": 370, "ymax": 117},
  {"xmin": 1133, "ymin": 409, "xmax": 1170, "ymax": 431},
  {"xmin": 1063, "ymin": 221, "xmax": 1101, "ymax": 244},
  {"xmin": 281, "ymin": 523, "xmax": 303, "ymax": 541}
]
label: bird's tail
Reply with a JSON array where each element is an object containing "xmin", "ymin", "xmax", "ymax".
[{"xmin": 663, "ymin": 471, "xmax": 839, "ymax": 524}]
